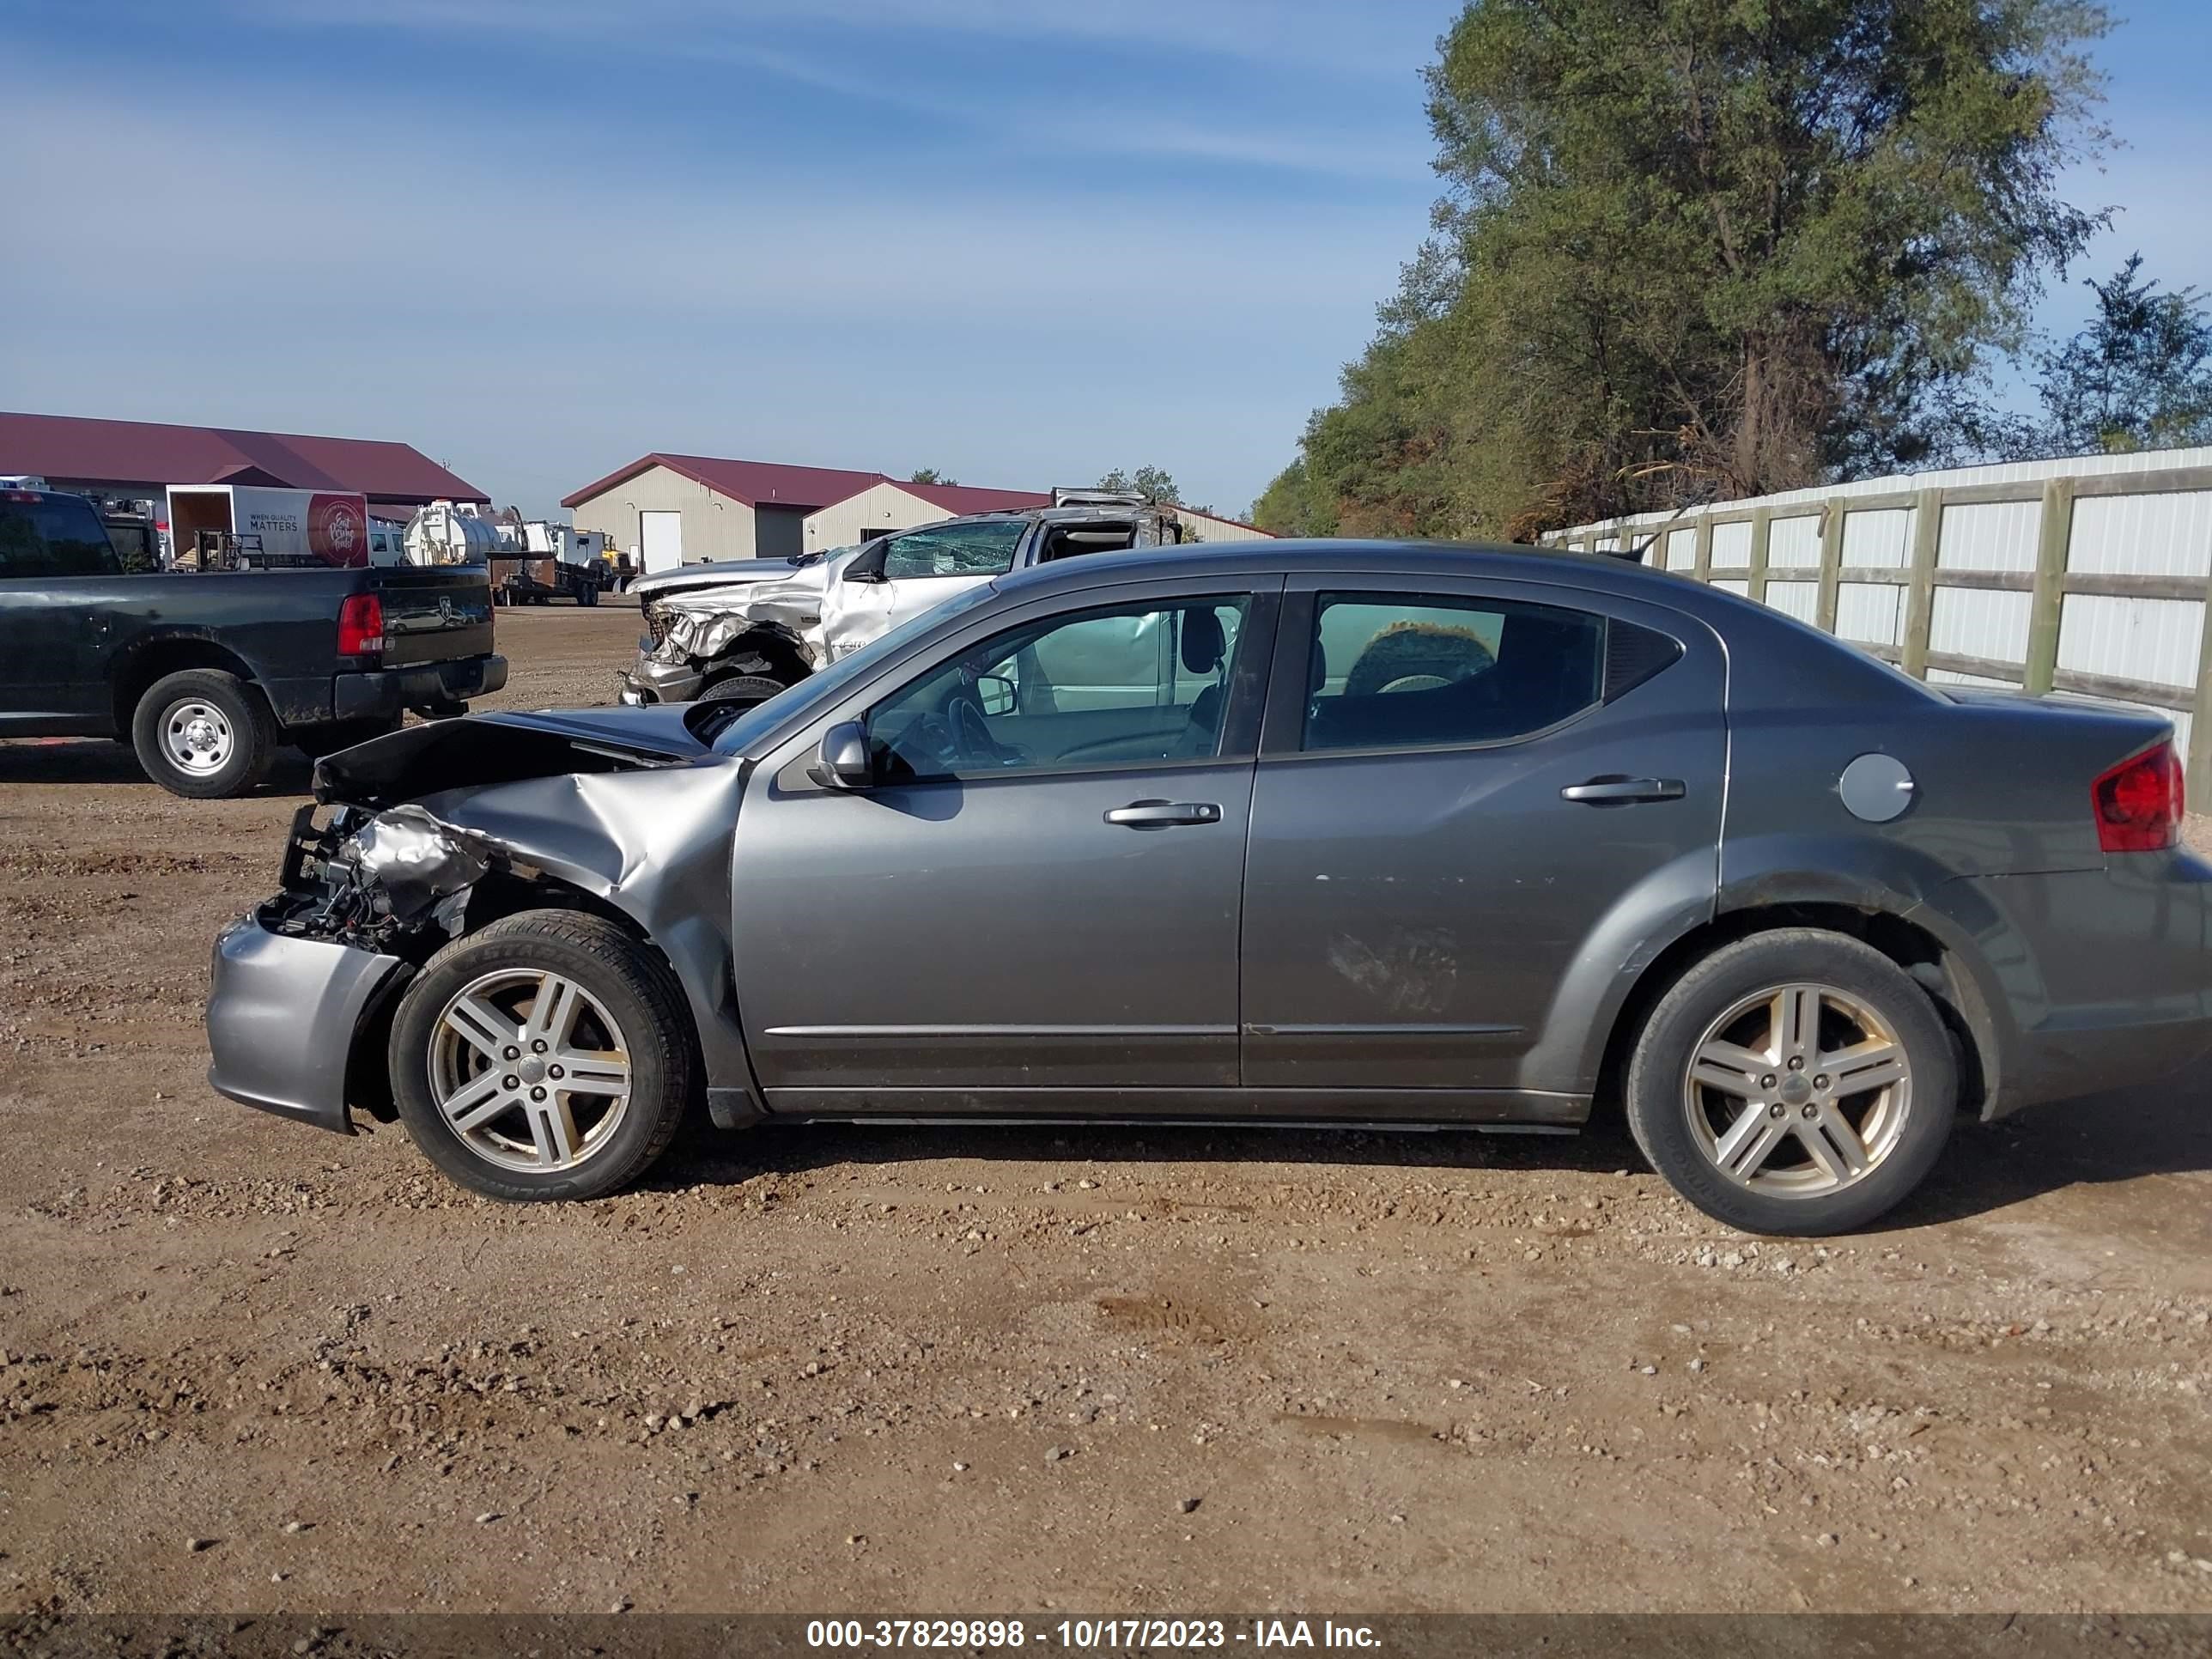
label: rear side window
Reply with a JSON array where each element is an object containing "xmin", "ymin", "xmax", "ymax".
[
  {"xmin": 0, "ymin": 495, "xmax": 125, "ymax": 579},
  {"xmin": 1302, "ymin": 592, "xmax": 1607, "ymax": 752}
]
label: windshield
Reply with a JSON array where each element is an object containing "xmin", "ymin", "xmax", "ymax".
[{"xmin": 693, "ymin": 579, "xmax": 1004, "ymax": 755}]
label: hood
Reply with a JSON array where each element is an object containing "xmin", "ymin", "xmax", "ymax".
[
  {"xmin": 632, "ymin": 545, "xmax": 857, "ymax": 602},
  {"xmin": 657, "ymin": 556, "xmax": 833, "ymax": 617},
  {"xmin": 314, "ymin": 706, "xmax": 710, "ymax": 809}
]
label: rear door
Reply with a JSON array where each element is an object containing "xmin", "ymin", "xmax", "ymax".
[{"xmin": 1240, "ymin": 574, "xmax": 1726, "ymax": 1099}]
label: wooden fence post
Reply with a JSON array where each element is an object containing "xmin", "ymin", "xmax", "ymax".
[
  {"xmin": 1816, "ymin": 497, "xmax": 1845, "ymax": 634},
  {"xmin": 2023, "ymin": 478, "xmax": 2075, "ymax": 696},
  {"xmin": 1692, "ymin": 518, "xmax": 1713, "ymax": 584},
  {"xmin": 1901, "ymin": 489, "xmax": 1942, "ymax": 678},
  {"xmin": 1747, "ymin": 507, "xmax": 1774, "ymax": 605}
]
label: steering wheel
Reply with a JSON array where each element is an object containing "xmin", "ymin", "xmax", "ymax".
[{"xmin": 944, "ymin": 691, "xmax": 994, "ymax": 765}]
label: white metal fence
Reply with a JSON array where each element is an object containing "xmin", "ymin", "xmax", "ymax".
[{"xmin": 1543, "ymin": 445, "xmax": 2212, "ymax": 798}]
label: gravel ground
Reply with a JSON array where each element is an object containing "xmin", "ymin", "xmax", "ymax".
[{"xmin": 0, "ymin": 603, "xmax": 2208, "ymax": 1616}]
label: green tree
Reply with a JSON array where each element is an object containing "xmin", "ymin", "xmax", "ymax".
[
  {"xmin": 1097, "ymin": 466, "xmax": 1182, "ymax": 505},
  {"xmin": 1268, "ymin": 0, "xmax": 2111, "ymax": 539},
  {"xmin": 2038, "ymin": 255, "xmax": 2212, "ymax": 453},
  {"xmin": 908, "ymin": 467, "xmax": 958, "ymax": 485}
]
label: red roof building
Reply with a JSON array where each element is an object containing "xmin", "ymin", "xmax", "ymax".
[
  {"xmin": 564, "ymin": 453, "xmax": 1049, "ymax": 573},
  {"xmin": 0, "ymin": 411, "xmax": 489, "ymax": 514}
]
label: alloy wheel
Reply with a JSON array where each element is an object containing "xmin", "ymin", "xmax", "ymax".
[
  {"xmin": 1681, "ymin": 981, "xmax": 1912, "ymax": 1197},
  {"xmin": 427, "ymin": 969, "xmax": 634, "ymax": 1173}
]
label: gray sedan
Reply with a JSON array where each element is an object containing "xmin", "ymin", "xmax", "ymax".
[{"xmin": 204, "ymin": 541, "xmax": 2212, "ymax": 1235}]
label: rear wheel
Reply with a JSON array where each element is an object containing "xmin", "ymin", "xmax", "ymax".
[
  {"xmin": 1624, "ymin": 929, "xmax": 1955, "ymax": 1236},
  {"xmin": 130, "ymin": 668, "xmax": 275, "ymax": 799},
  {"xmin": 389, "ymin": 910, "xmax": 695, "ymax": 1201}
]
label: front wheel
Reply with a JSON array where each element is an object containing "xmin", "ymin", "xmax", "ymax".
[
  {"xmin": 388, "ymin": 910, "xmax": 696, "ymax": 1200},
  {"xmin": 696, "ymin": 672, "xmax": 787, "ymax": 708},
  {"xmin": 130, "ymin": 668, "xmax": 276, "ymax": 799},
  {"xmin": 1624, "ymin": 929, "xmax": 1955, "ymax": 1236}
]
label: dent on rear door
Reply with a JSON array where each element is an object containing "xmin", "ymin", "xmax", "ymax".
[{"xmin": 1239, "ymin": 584, "xmax": 1728, "ymax": 1103}]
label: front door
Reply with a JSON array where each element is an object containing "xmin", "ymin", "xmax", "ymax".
[
  {"xmin": 823, "ymin": 517, "xmax": 1030, "ymax": 654},
  {"xmin": 1240, "ymin": 576, "xmax": 1727, "ymax": 1099},
  {"xmin": 731, "ymin": 580, "xmax": 1275, "ymax": 1111},
  {"xmin": 0, "ymin": 494, "xmax": 121, "ymax": 733}
]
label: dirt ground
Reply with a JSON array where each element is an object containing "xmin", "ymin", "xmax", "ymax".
[{"xmin": 1, "ymin": 602, "xmax": 2208, "ymax": 1617}]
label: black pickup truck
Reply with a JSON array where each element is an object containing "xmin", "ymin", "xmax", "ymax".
[{"xmin": 0, "ymin": 485, "xmax": 507, "ymax": 798}]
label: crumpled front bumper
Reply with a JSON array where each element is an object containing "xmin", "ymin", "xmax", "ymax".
[
  {"xmin": 205, "ymin": 914, "xmax": 408, "ymax": 1135},
  {"xmin": 617, "ymin": 655, "xmax": 704, "ymax": 707}
]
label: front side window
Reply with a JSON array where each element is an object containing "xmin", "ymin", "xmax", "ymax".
[
  {"xmin": 1303, "ymin": 591, "xmax": 1605, "ymax": 752},
  {"xmin": 866, "ymin": 595, "xmax": 1250, "ymax": 781},
  {"xmin": 878, "ymin": 519, "xmax": 1027, "ymax": 580}
]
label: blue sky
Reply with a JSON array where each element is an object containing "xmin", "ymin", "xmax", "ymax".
[{"xmin": 4, "ymin": 2, "xmax": 2209, "ymax": 520}]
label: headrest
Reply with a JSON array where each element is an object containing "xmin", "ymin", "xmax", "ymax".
[{"xmin": 1181, "ymin": 608, "xmax": 1226, "ymax": 674}]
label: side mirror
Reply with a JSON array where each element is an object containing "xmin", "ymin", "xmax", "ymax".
[
  {"xmin": 813, "ymin": 720, "xmax": 872, "ymax": 790},
  {"xmin": 842, "ymin": 548, "xmax": 887, "ymax": 583}
]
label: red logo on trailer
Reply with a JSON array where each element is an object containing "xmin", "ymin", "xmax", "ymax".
[{"xmin": 308, "ymin": 494, "xmax": 369, "ymax": 567}]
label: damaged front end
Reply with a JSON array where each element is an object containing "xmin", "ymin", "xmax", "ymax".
[
  {"xmin": 621, "ymin": 556, "xmax": 850, "ymax": 705},
  {"xmin": 265, "ymin": 801, "xmax": 495, "ymax": 954},
  {"xmin": 209, "ymin": 803, "xmax": 512, "ymax": 1137},
  {"xmin": 208, "ymin": 708, "xmax": 750, "ymax": 1138}
]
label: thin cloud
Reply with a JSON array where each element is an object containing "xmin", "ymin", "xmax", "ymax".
[{"xmin": 230, "ymin": 0, "xmax": 1437, "ymax": 81}]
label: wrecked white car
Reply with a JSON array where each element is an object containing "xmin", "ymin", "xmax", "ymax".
[{"xmin": 619, "ymin": 491, "xmax": 1191, "ymax": 708}]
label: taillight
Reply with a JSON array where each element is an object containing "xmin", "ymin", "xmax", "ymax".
[
  {"xmin": 2092, "ymin": 743, "xmax": 2185, "ymax": 854},
  {"xmin": 337, "ymin": 592, "xmax": 385, "ymax": 659}
]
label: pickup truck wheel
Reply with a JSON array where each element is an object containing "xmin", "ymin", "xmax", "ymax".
[
  {"xmin": 131, "ymin": 669, "xmax": 275, "ymax": 799},
  {"xmin": 389, "ymin": 909, "xmax": 695, "ymax": 1202},
  {"xmin": 697, "ymin": 673, "xmax": 786, "ymax": 708}
]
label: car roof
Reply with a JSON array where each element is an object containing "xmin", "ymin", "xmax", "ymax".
[
  {"xmin": 914, "ymin": 501, "xmax": 1172, "ymax": 531},
  {"xmin": 996, "ymin": 537, "xmax": 1684, "ymax": 601}
]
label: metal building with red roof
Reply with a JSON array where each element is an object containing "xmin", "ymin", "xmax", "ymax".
[{"xmin": 0, "ymin": 411, "xmax": 489, "ymax": 517}]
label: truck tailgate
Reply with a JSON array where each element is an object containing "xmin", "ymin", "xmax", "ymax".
[{"xmin": 370, "ymin": 568, "xmax": 496, "ymax": 666}]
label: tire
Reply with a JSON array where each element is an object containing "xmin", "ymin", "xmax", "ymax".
[
  {"xmin": 388, "ymin": 909, "xmax": 695, "ymax": 1201},
  {"xmin": 130, "ymin": 668, "xmax": 276, "ymax": 799},
  {"xmin": 289, "ymin": 714, "xmax": 404, "ymax": 759},
  {"xmin": 1343, "ymin": 623, "xmax": 1495, "ymax": 696},
  {"xmin": 696, "ymin": 673, "xmax": 787, "ymax": 707},
  {"xmin": 579, "ymin": 582, "xmax": 599, "ymax": 607},
  {"xmin": 1623, "ymin": 928, "xmax": 1955, "ymax": 1237}
]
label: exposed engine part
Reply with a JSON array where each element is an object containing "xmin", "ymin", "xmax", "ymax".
[
  {"xmin": 347, "ymin": 805, "xmax": 495, "ymax": 915},
  {"xmin": 264, "ymin": 803, "xmax": 497, "ymax": 953}
]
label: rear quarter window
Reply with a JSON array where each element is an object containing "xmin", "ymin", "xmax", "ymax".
[{"xmin": 0, "ymin": 495, "xmax": 126, "ymax": 579}]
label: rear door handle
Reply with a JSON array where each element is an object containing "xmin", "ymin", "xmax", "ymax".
[
  {"xmin": 1560, "ymin": 776, "xmax": 1686, "ymax": 804},
  {"xmin": 1106, "ymin": 800, "xmax": 1223, "ymax": 828}
]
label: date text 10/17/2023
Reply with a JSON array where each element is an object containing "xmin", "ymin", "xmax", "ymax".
[{"xmin": 805, "ymin": 1620, "xmax": 1382, "ymax": 1650}]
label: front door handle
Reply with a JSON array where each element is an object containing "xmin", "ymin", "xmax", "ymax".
[
  {"xmin": 1560, "ymin": 776, "xmax": 1686, "ymax": 805},
  {"xmin": 1106, "ymin": 799, "xmax": 1223, "ymax": 828}
]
